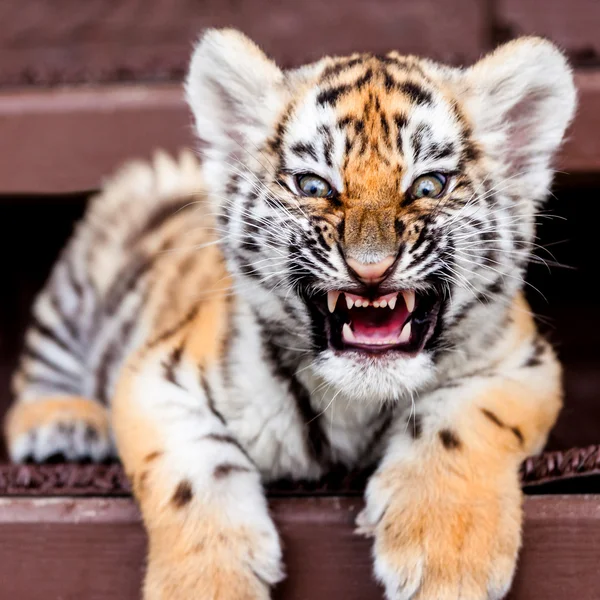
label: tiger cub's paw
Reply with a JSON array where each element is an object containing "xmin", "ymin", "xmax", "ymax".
[
  {"xmin": 144, "ymin": 512, "xmax": 283, "ymax": 600},
  {"xmin": 357, "ymin": 470, "xmax": 522, "ymax": 600},
  {"xmin": 5, "ymin": 397, "xmax": 114, "ymax": 463}
]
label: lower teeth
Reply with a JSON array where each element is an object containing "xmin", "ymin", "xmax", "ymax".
[{"xmin": 341, "ymin": 321, "xmax": 412, "ymax": 346}]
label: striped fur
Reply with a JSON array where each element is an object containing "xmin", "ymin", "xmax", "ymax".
[{"xmin": 5, "ymin": 30, "xmax": 575, "ymax": 600}]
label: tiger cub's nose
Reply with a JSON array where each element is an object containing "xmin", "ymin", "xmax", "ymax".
[{"xmin": 346, "ymin": 255, "xmax": 396, "ymax": 285}]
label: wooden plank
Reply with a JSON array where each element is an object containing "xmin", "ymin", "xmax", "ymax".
[
  {"xmin": 0, "ymin": 0, "xmax": 487, "ymax": 87},
  {"xmin": 0, "ymin": 84, "xmax": 191, "ymax": 195},
  {"xmin": 1, "ymin": 71, "xmax": 599, "ymax": 195},
  {"xmin": 494, "ymin": 0, "xmax": 600, "ymax": 65},
  {"xmin": 0, "ymin": 496, "xmax": 598, "ymax": 599}
]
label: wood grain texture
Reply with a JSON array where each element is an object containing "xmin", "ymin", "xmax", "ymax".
[
  {"xmin": 0, "ymin": 0, "xmax": 487, "ymax": 86},
  {"xmin": 0, "ymin": 496, "xmax": 598, "ymax": 599},
  {"xmin": 0, "ymin": 72, "xmax": 599, "ymax": 195}
]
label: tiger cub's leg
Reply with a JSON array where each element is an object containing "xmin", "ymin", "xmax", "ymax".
[
  {"xmin": 113, "ymin": 342, "xmax": 283, "ymax": 600},
  {"xmin": 358, "ymin": 300, "xmax": 562, "ymax": 599},
  {"xmin": 5, "ymin": 395, "xmax": 113, "ymax": 462}
]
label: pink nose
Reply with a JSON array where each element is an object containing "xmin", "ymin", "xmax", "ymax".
[{"xmin": 346, "ymin": 255, "xmax": 396, "ymax": 284}]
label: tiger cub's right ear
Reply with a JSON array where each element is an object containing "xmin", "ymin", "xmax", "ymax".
[{"xmin": 185, "ymin": 29, "xmax": 286, "ymax": 160}]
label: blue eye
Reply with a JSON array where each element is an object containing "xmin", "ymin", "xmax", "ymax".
[
  {"xmin": 296, "ymin": 174, "xmax": 332, "ymax": 198},
  {"xmin": 409, "ymin": 173, "xmax": 447, "ymax": 199}
]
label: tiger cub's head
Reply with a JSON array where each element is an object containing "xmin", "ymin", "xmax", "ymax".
[{"xmin": 185, "ymin": 30, "xmax": 575, "ymax": 401}]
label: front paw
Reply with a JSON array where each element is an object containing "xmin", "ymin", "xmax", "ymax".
[
  {"xmin": 5, "ymin": 397, "xmax": 113, "ymax": 463},
  {"xmin": 144, "ymin": 513, "xmax": 283, "ymax": 600},
  {"xmin": 358, "ymin": 470, "xmax": 522, "ymax": 600}
]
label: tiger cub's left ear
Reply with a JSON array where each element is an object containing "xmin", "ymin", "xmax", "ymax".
[
  {"xmin": 462, "ymin": 37, "xmax": 577, "ymax": 196},
  {"xmin": 185, "ymin": 29, "xmax": 286, "ymax": 160}
]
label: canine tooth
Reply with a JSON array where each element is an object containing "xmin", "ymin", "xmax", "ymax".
[
  {"xmin": 402, "ymin": 290, "xmax": 416, "ymax": 313},
  {"xmin": 346, "ymin": 295, "xmax": 354, "ymax": 309},
  {"xmin": 328, "ymin": 291, "xmax": 340, "ymax": 313},
  {"xmin": 342, "ymin": 323, "xmax": 356, "ymax": 341},
  {"xmin": 388, "ymin": 295, "xmax": 397, "ymax": 310},
  {"xmin": 380, "ymin": 299, "xmax": 387, "ymax": 308},
  {"xmin": 399, "ymin": 321, "xmax": 411, "ymax": 344}
]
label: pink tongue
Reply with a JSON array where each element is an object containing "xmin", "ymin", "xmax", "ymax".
[{"xmin": 351, "ymin": 305, "xmax": 409, "ymax": 341}]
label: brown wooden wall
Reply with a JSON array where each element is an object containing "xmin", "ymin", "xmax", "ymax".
[
  {"xmin": 2, "ymin": 0, "xmax": 600, "ymax": 87},
  {"xmin": 2, "ymin": 0, "xmax": 600, "ymax": 195}
]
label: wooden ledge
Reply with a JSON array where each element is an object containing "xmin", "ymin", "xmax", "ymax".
[
  {"xmin": 0, "ymin": 495, "xmax": 599, "ymax": 599},
  {"xmin": 1, "ymin": 72, "xmax": 600, "ymax": 194}
]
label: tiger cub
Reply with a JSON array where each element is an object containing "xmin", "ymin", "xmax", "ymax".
[{"xmin": 5, "ymin": 29, "xmax": 575, "ymax": 600}]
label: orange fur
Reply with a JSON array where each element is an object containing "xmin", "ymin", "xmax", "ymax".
[{"xmin": 5, "ymin": 396, "xmax": 109, "ymax": 444}]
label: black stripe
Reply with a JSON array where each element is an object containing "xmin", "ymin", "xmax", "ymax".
[
  {"xmin": 199, "ymin": 368, "xmax": 226, "ymax": 425},
  {"xmin": 410, "ymin": 219, "xmax": 432, "ymax": 252},
  {"xmin": 461, "ymin": 140, "xmax": 481, "ymax": 164},
  {"xmin": 22, "ymin": 344, "xmax": 79, "ymax": 383},
  {"xmin": 214, "ymin": 463, "xmax": 253, "ymax": 478},
  {"xmin": 398, "ymin": 81, "xmax": 433, "ymax": 106},
  {"xmin": 320, "ymin": 56, "xmax": 365, "ymax": 79},
  {"xmin": 411, "ymin": 123, "xmax": 433, "ymax": 162},
  {"xmin": 394, "ymin": 114, "xmax": 408, "ymax": 154},
  {"xmin": 290, "ymin": 142, "xmax": 318, "ymax": 162},
  {"xmin": 268, "ymin": 107, "xmax": 293, "ymax": 156},
  {"xmin": 18, "ymin": 374, "xmax": 78, "ymax": 395},
  {"xmin": 318, "ymin": 125, "xmax": 334, "ymax": 168},
  {"xmin": 307, "ymin": 245, "xmax": 336, "ymax": 271},
  {"xmin": 241, "ymin": 215, "xmax": 263, "ymax": 254},
  {"xmin": 29, "ymin": 314, "xmax": 80, "ymax": 358},
  {"xmin": 260, "ymin": 324, "xmax": 330, "ymax": 465},
  {"xmin": 202, "ymin": 432, "xmax": 253, "ymax": 463},
  {"xmin": 380, "ymin": 113, "xmax": 391, "ymax": 147},
  {"xmin": 65, "ymin": 257, "xmax": 85, "ymax": 299},
  {"xmin": 481, "ymin": 408, "xmax": 524, "ymax": 446},
  {"xmin": 337, "ymin": 115, "xmax": 356, "ymax": 129},
  {"xmin": 96, "ymin": 310, "xmax": 139, "ymax": 403},
  {"xmin": 163, "ymin": 343, "xmax": 184, "ymax": 387},
  {"xmin": 147, "ymin": 305, "xmax": 200, "ymax": 350},
  {"xmin": 103, "ymin": 253, "xmax": 154, "ymax": 316},
  {"xmin": 522, "ymin": 336, "xmax": 546, "ymax": 368},
  {"xmin": 360, "ymin": 409, "xmax": 394, "ymax": 462},
  {"xmin": 426, "ymin": 141, "xmax": 455, "ymax": 162},
  {"xmin": 49, "ymin": 291, "xmax": 80, "ymax": 343},
  {"xmin": 394, "ymin": 220, "xmax": 406, "ymax": 240},
  {"xmin": 317, "ymin": 84, "xmax": 351, "ymax": 106},
  {"xmin": 377, "ymin": 54, "xmax": 426, "ymax": 77},
  {"xmin": 511, "ymin": 426, "xmax": 525, "ymax": 444},
  {"xmin": 384, "ymin": 74, "xmax": 433, "ymax": 106},
  {"xmin": 127, "ymin": 198, "xmax": 196, "ymax": 248},
  {"xmin": 354, "ymin": 68, "xmax": 373, "ymax": 89}
]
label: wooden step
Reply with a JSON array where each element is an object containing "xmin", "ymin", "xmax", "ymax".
[{"xmin": 0, "ymin": 495, "xmax": 598, "ymax": 599}]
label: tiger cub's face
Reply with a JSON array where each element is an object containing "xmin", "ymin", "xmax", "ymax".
[{"xmin": 186, "ymin": 30, "xmax": 575, "ymax": 401}]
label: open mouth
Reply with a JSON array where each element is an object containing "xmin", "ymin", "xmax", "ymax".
[{"xmin": 313, "ymin": 288, "xmax": 440, "ymax": 355}]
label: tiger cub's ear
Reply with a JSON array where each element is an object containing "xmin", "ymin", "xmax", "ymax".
[
  {"xmin": 461, "ymin": 37, "xmax": 577, "ymax": 198},
  {"xmin": 185, "ymin": 29, "xmax": 286, "ymax": 161}
]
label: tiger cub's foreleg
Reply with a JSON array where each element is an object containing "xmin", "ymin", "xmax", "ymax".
[
  {"xmin": 358, "ymin": 297, "xmax": 562, "ymax": 600},
  {"xmin": 113, "ymin": 340, "xmax": 283, "ymax": 600}
]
